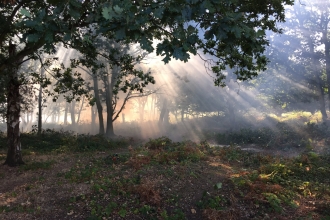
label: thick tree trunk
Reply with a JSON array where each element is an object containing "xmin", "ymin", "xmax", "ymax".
[
  {"xmin": 4, "ymin": 43, "xmax": 24, "ymax": 166},
  {"xmin": 92, "ymin": 74, "xmax": 105, "ymax": 134},
  {"xmin": 105, "ymin": 83, "xmax": 114, "ymax": 136},
  {"xmin": 105, "ymin": 71, "xmax": 117, "ymax": 137}
]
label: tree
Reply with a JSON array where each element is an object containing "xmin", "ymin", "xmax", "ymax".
[
  {"xmin": 1, "ymin": 0, "xmax": 293, "ymax": 166},
  {"xmin": 253, "ymin": 1, "xmax": 330, "ymax": 120},
  {"xmin": 80, "ymin": 38, "xmax": 155, "ymax": 136}
]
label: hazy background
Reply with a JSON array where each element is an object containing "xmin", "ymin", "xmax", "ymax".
[{"xmin": 2, "ymin": 0, "xmax": 329, "ymax": 143}]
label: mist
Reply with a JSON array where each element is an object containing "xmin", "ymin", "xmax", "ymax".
[{"xmin": 3, "ymin": 0, "xmax": 328, "ymax": 150}]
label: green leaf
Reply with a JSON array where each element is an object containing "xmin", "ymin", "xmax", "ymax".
[
  {"xmin": 45, "ymin": 32, "xmax": 54, "ymax": 42},
  {"xmin": 63, "ymin": 33, "xmax": 71, "ymax": 41},
  {"xmin": 214, "ymin": 182, "xmax": 222, "ymax": 189},
  {"xmin": 256, "ymin": 29, "xmax": 265, "ymax": 37},
  {"xmin": 204, "ymin": 30, "xmax": 214, "ymax": 40},
  {"xmin": 69, "ymin": 0, "xmax": 82, "ymax": 8},
  {"xmin": 20, "ymin": 8, "xmax": 31, "ymax": 17},
  {"xmin": 27, "ymin": 34, "xmax": 41, "ymax": 43},
  {"xmin": 232, "ymin": 26, "xmax": 241, "ymax": 38},
  {"xmin": 36, "ymin": 9, "xmax": 46, "ymax": 21},
  {"xmin": 115, "ymin": 28, "xmax": 126, "ymax": 40},
  {"xmin": 182, "ymin": 6, "xmax": 192, "ymax": 20},
  {"xmin": 69, "ymin": 8, "xmax": 81, "ymax": 19},
  {"xmin": 154, "ymin": 7, "xmax": 164, "ymax": 19},
  {"xmin": 140, "ymin": 36, "xmax": 153, "ymax": 52},
  {"xmin": 187, "ymin": 25, "xmax": 195, "ymax": 34},
  {"xmin": 118, "ymin": 209, "xmax": 127, "ymax": 217},
  {"xmin": 113, "ymin": 5, "xmax": 123, "ymax": 14},
  {"xmin": 24, "ymin": 20, "xmax": 38, "ymax": 28},
  {"xmin": 102, "ymin": 7, "xmax": 113, "ymax": 20}
]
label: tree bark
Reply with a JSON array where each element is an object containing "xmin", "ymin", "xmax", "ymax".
[
  {"xmin": 91, "ymin": 105, "xmax": 96, "ymax": 130},
  {"xmin": 139, "ymin": 97, "xmax": 147, "ymax": 123},
  {"xmin": 317, "ymin": 75, "xmax": 327, "ymax": 121},
  {"xmin": 76, "ymin": 96, "xmax": 85, "ymax": 124},
  {"xmin": 159, "ymin": 98, "xmax": 168, "ymax": 124},
  {"xmin": 92, "ymin": 74, "xmax": 105, "ymax": 134},
  {"xmin": 321, "ymin": 11, "xmax": 330, "ymax": 115},
  {"xmin": 64, "ymin": 102, "xmax": 68, "ymax": 125},
  {"xmin": 70, "ymin": 100, "xmax": 76, "ymax": 127},
  {"xmin": 105, "ymin": 69, "xmax": 118, "ymax": 137},
  {"xmin": 37, "ymin": 68, "xmax": 43, "ymax": 134},
  {"xmin": 4, "ymin": 43, "xmax": 24, "ymax": 166}
]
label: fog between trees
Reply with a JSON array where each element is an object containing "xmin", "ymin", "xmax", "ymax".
[{"xmin": 3, "ymin": 1, "xmax": 328, "ymax": 142}]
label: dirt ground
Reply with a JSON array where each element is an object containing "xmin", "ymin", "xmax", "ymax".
[{"xmin": 0, "ymin": 142, "xmax": 329, "ymax": 220}]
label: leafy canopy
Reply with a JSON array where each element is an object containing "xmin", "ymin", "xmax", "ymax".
[{"xmin": 0, "ymin": 0, "xmax": 293, "ymax": 94}]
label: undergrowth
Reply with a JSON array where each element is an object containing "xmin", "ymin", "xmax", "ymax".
[
  {"xmin": 205, "ymin": 121, "xmax": 330, "ymax": 148},
  {"xmin": 0, "ymin": 129, "xmax": 131, "ymax": 154},
  {"xmin": 0, "ymin": 127, "xmax": 330, "ymax": 219}
]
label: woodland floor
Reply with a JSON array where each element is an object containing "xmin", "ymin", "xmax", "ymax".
[{"xmin": 0, "ymin": 132, "xmax": 330, "ymax": 220}]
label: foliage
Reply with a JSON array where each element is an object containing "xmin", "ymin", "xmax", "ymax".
[
  {"xmin": 0, "ymin": 0, "xmax": 294, "ymax": 94},
  {"xmin": 19, "ymin": 160, "xmax": 54, "ymax": 171},
  {"xmin": 207, "ymin": 121, "xmax": 330, "ymax": 148},
  {"xmin": 0, "ymin": 129, "xmax": 131, "ymax": 154},
  {"xmin": 128, "ymin": 137, "xmax": 206, "ymax": 169}
]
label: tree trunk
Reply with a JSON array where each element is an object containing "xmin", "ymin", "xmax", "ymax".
[
  {"xmin": 321, "ymin": 16, "xmax": 330, "ymax": 115},
  {"xmin": 105, "ymin": 69, "xmax": 117, "ymax": 137},
  {"xmin": 4, "ymin": 43, "xmax": 24, "ymax": 166},
  {"xmin": 37, "ymin": 62, "xmax": 43, "ymax": 134},
  {"xmin": 64, "ymin": 102, "xmax": 68, "ymax": 125},
  {"xmin": 92, "ymin": 74, "xmax": 105, "ymax": 134},
  {"xmin": 70, "ymin": 100, "xmax": 76, "ymax": 127},
  {"xmin": 76, "ymin": 96, "xmax": 85, "ymax": 124},
  {"xmin": 317, "ymin": 75, "xmax": 327, "ymax": 121},
  {"xmin": 91, "ymin": 105, "xmax": 96, "ymax": 131},
  {"xmin": 159, "ymin": 98, "xmax": 168, "ymax": 124},
  {"xmin": 139, "ymin": 97, "xmax": 147, "ymax": 123},
  {"xmin": 326, "ymin": 42, "xmax": 330, "ymax": 114}
]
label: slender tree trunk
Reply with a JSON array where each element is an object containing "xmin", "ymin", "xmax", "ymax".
[
  {"xmin": 159, "ymin": 98, "xmax": 168, "ymax": 124},
  {"xmin": 325, "ymin": 42, "xmax": 330, "ymax": 113},
  {"xmin": 4, "ymin": 43, "xmax": 24, "ymax": 166},
  {"xmin": 37, "ymin": 69, "xmax": 43, "ymax": 134},
  {"xmin": 70, "ymin": 100, "xmax": 76, "ymax": 127},
  {"xmin": 321, "ymin": 17, "xmax": 330, "ymax": 115},
  {"xmin": 93, "ymin": 74, "xmax": 105, "ymax": 134},
  {"xmin": 164, "ymin": 108, "xmax": 169, "ymax": 124},
  {"xmin": 64, "ymin": 102, "xmax": 68, "ymax": 125},
  {"xmin": 76, "ymin": 96, "xmax": 85, "ymax": 124},
  {"xmin": 317, "ymin": 75, "xmax": 327, "ymax": 121},
  {"xmin": 139, "ymin": 97, "xmax": 147, "ymax": 123},
  {"xmin": 91, "ymin": 105, "xmax": 96, "ymax": 130},
  {"xmin": 181, "ymin": 108, "xmax": 184, "ymax": 122}
]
